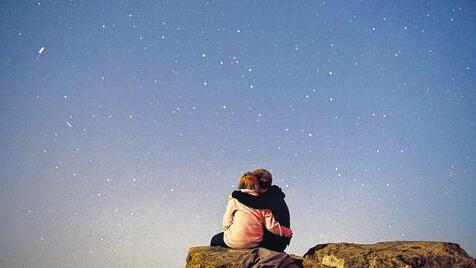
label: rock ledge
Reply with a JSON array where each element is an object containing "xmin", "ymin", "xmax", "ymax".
[{"xmin": 187, "ymin": 241, "xmax": 476, "ymax": 267}]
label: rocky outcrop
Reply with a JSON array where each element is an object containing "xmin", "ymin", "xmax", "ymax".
[
  {"xmin": 186, "ymin": 246, "xmax": 252, "ymax": 268},
  {"xmin": 186, "ymin": 246, "xmax": 312, "ymax": 268},
  {"xmin": 303, "ymin": 241, "xmax": 476, "ymax": 268},
  {"xmin": 186, "ymin": 241, "xmax": 476, "ymax": 268}
]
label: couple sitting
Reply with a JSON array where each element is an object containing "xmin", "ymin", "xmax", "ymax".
[{"xmin": 210, "ymin": 169, "xmax": 292, "ymax": 252}]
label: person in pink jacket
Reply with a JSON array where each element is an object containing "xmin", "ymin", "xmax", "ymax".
[{"xmin": 210, "ymin": 172, "xmax": 293, "ymax": 249}]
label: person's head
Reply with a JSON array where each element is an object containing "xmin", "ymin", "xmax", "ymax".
[
  {"xmin": 237, "ymin": 172, "xmax": 260, "ymax": 191},
  {"xmin": 252, "ymin": 168, "xmax": 272, "ymax": 192}
]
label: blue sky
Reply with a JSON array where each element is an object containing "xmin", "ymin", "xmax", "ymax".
[{"xmin": 1, "ymin": 1, "xmax": 475, "ymax": 267}]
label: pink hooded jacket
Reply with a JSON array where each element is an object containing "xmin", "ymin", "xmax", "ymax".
[{"xmin": 222, "ymin": 189, "xmax": 293, "ymax": 249}]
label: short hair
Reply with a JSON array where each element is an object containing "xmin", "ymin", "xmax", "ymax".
[
  {"xmin": 252, "ymin": 168, "xmax": 272, "ymax": 184},
  {"xmin": 237, "ymin": 172, "xmax": 259, "ymax": 191}
]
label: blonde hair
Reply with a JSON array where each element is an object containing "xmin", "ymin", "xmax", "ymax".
[{"xmin": 237, "ymin": 172, "xmax": 259, "ymax": 191}]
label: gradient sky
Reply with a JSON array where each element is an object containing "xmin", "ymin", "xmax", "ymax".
[{"xmin": 1, "ymin": 1, "xmax": 475, "ymax": 267}]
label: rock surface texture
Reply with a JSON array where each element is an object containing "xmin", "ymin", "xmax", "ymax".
[
  {"xmin": 303, "ymin": 241, "xmax": 476, "ymax": 268},
  {"xmin": 187, "ymin": 246, "xmax": 251, "ymax": 268},
  {"xmin": 186, "ymin": 241, "xmax": 476, "ymax": 268},
  {"xmin": 186, "ymin": 246, "xmax": 311, "ymax": 268}
]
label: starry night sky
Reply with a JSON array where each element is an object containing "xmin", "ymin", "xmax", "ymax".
[{"xmin": 1, "ymin": 1, "xmax": 475, "ymax": 267}]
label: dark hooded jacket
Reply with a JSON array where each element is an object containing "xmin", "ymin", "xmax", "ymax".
[{"xmin": 231, "ymin": 185, "xmax": 291, "ymax": 251}]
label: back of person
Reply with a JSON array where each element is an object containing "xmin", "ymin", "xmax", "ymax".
[
  {"xmin": 261, "ymin": 186, "xmax": 291, "ymax": 251},
  {"xmin": 231, "ymin": 169, "xmax": 291, "ymax": 252},
  {"xmin": 211, "ymin": 172, "xmax": 292, "ymax": 249},
  {"xmin": 266, "ymin": 185, "xmax": 290, "ymax": 227},
  {"xmin": 223, "ymin": 194, "xmax": 270, "ymax": 248}
]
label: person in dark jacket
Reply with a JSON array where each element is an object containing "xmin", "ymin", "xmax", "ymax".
[{"xmin": 231, "ymin": 168, "xmax": 291, "ymax": 252}]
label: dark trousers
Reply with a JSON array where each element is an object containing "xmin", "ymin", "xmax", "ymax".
[{"xmin": 210, "ymin": 232, "xmax": 229, "ymax": 248}]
